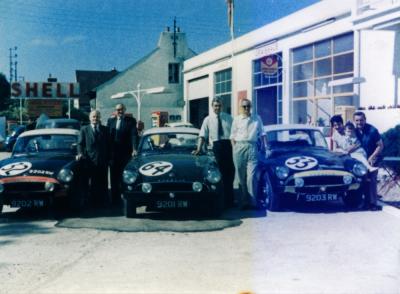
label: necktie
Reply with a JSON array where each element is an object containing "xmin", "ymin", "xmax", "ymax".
[{"xmin": 217, "ymin": 114, "xmax": 223, "ymax": 140}]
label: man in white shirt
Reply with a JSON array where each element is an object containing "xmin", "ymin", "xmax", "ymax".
[
  {"xmin": 230, "ymin": 99, "xmax": 265, "ymax": 210},
  {"xmin": 193, "ymin": 98, "xmax": 235, "ymax": 208}
]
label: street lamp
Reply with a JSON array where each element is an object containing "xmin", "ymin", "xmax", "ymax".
[{"xmin": 110, "ymin": 83, "xmax": 166, "ymax": 121}]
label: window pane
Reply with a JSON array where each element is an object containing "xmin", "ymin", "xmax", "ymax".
[
  {"xmin": 315, "ymin": 58, "xmax": 332, "ymax": 77},
  {"xmin": 254, "ymin": 73, "xmax": 261, "ymax": 87},
  {"xmin": 316, "ymin": 98, "xmax": 331, "ymax": 126},
  {"xmin": 334, "ymin": 95, "xmax": 353, "ymax": 106},
  {"xmin": 315, "ymin": 39, "xmax": 331, "ymax": 58},
  {"xmin": 226, "ymin": 70, "xmax": 232, "ymax": 80},
  {"xmin": 293, "ymin": 45, "xmax": 313, "ymax": 63},
  {"xmin": 315, "ymin": 78, "xmax": 331, "ymax": 96},
  {"xmin": 333, "ymin": 33, "xmax": 353, "ymax": 53},
  {"xmin": 254, "ymin": 60, "xmax": 261, "ymax": 73},
  {"xmin": 293, "ymin": 81, "xmax": 313, "ymax": 98},
  {"xmin": 293, "ymin": 100, "xmax": 312, "ymax": 124},
  {"xmin": 293, "ymin": 62, "xmax": 313, "ymax": 81},
  {"xmin": 333, "ymin": 53, "xmax": 353, "ymax": 74}
]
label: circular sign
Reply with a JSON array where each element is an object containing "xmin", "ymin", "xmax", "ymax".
[
  {"xmin": 0, "ymin": 161, "xmax": 32, "ymax": 176},
  {"xmin": 285, "ymin": 156, "xmax": 318, "ymax": 171},
  {"xmin": 139, "ymin": 161, "xmax": 173, "ymax": 177}
]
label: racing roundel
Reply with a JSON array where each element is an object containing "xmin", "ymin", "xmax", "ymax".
[
  {"xmin": 139, "ymin": 161, "xmax": 173, "ymax": 177},
  {"xmin": 285, "ymin": 156, "xmax": 318, "ymax": 171},
  {"xmin": 0, "ymin": 161, "xmax": 32, "ymax": 176}
]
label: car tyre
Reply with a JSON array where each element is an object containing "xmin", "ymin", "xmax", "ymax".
[
  {"xmin": 261, "ymin": 173, "xmax": 281, "ymax": 211},
  {"xmin": 343, "ymin": 190, "xmax": 363, "ymax": 209},
  {"xmin": 124, "ymin": 198, "xmax": 138, "ymax": 218},
  {"xmin": 210, "ymin": 191, "xmax": 224, "ymax": 217}
]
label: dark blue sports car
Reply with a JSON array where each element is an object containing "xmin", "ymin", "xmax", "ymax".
[
  {"xmin": 121, "ymin": 127, "xmax": 224, "ymax": 218},
  {"xmin": 258, "ymin": 124, "xmax": 368, "ymax": 211},
  {"xmin": 0, "ymin": 128, "xmax": 84, "ymax": 214}
]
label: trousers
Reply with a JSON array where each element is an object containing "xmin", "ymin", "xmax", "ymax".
[{"xmin": 232, "ymin": 141, "xmax": 258, "ymax": 207}]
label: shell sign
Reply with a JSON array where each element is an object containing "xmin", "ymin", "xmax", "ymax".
[{"xmin": 11, "ymin": 82, "xmax": 80, "ymax": 99}]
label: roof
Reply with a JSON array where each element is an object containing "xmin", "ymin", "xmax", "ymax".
[
  {"xmin": 143, "ymin": 127, "xmax": 200, "ymax": 136},
  {"xmin": 263, "ymin": 124, "xmax": 321, "ymax": 132},
  {"xmin": 20, "ymin": 128, "xmax": 80, "ymax": 137},
  {"xmin": 75, "ymin": 69, "xmax": 119, "ymax": 96},
  {"xmin": 45, "ymin": 118, "xmax": 79, "ymax": 123}
]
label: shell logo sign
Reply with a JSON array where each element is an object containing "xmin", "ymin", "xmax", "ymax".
[{"xmin": 11, "ymin": 82, "xmax": 80, "ymax": 99}]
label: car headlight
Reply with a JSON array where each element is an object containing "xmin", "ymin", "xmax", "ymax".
[
  {"xmin": 343, "ymin": 175, "xmax": 353, "ymax": 185},
  {"xmin": 192, "ymin": 181, "xmax": 203, "ymax": 192},
  {"xmin": 294, "ymin": 177, "xmax": 304, "ymax": 188},
  {"xmin": 45, "ymin": 182, "xmax": 55, "ymax": 192},
  {"xmin": 123, "ymin": 170, "xmax": 138, "ymax": 184},
  {"xmin": 275, "ymin": 166, "xmax": 289, "ymax": 180},
  {"xmin": 206, "ymin": 168, "xmax": 221, "ymax": 184},
  {"xmin": 141, "ymin": 183, "xmax": 152, "ymax": 193},
  {"xmin": 352, "ymin": 163, "xmax": 368, "ymax": 177},
  {"xmin": 0, "ymin": 183, "xmax": 4, "ymax": 193},
  {"xmin": 57, "ymin": 169, "xmax": 73, "ymax": 182}
]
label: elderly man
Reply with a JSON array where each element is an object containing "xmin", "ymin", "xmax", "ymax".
[
  {"xmin": 107, "ymin": 103, "xmax": 138, "ymax": 206},
  {"xmin": 353, "ymin": 111, "xmax": 384, "ymax": 211},
  {"xmin": 78, "ymin": 110, "xmax": 111, "ymax": 208},
  {"xmin": 230, "ymin": 99, "xmax": 265, "ymax": 210},
  {"xmin": 193, "ymin": 98, "xmax": 235, "ymax": 208}
]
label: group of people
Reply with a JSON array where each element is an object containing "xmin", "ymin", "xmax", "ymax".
[
  {"xmin": 330, "ymin": 112, "xmax": 384, "ymax": 210},
  {"xmin": 77, "ymin": 104, "xmax": 138, "ymax": 208},
  {"xmin": 193, "ymin": 97, "xmax": 266, "ymax": 210}
]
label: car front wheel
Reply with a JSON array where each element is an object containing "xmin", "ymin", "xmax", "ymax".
[
  {"xmin": 261, "ymin": 173, "xmax": 281, "ymax": 211},
  {"xmin": 124, "ymin": 198, "xmax": 138, "ymax": 218}
]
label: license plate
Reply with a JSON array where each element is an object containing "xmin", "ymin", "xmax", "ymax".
[
  {"xmin": 156, "ymin": 200, "xmax": 189, "ymax": 209},
  {"xmin": 304, "ymin": 194, "xmax": 338, "ymax": 202},
  {"xmin": 10, "ymin": 199, "xmax": 45, "ymax": 208}
]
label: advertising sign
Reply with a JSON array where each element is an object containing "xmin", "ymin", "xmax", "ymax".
[
  {"xmin": 11, "ymin": 82, "xmax": 80, "ymax": 99},
  {"xmin": 26, "ymin": 100, "xmax": 63, "ymax": 117}
]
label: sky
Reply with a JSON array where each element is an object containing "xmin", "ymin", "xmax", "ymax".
[{"xmin": 0, "ymin": 0, "xmax": 319, "ymax": 83}]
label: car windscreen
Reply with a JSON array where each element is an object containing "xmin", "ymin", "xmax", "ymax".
[
  {"xmin": 266, "ymin": 129, "xmax": 327, "ymax": 149},
  {"xmin": 140, "ymin": 133, "xmax": 198, "ymax": 153},
  {"xmin": 13, "ymin": 134, "xmax": 78, "ymax": 155}
]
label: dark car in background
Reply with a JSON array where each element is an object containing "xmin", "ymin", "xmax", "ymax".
[
  {"xmin": 258, "ymin": 124, "xmax": 368, "ymax": 211},
  {"xmin": 0, "ymin": 128, "xmax": 84, "ymax": 214},
  {"xmin": 4, "ymin": 125, "xmax": 26, "ymax": 152},
  {"xmin": 121, "ymin": 127, "xmax": 224, "ymax": 218},
  {"xmin": 36, "ymin": 118, "xmax": 81, "ymax": 130}
]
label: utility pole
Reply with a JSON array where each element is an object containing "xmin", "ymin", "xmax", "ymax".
[
  {"xmin": 172, "ymin": 17, "xmax": 177, "ymax": 58},
  {"xmin": 9, "ymin": 46, "xmax": 17, "ymax": 82}
]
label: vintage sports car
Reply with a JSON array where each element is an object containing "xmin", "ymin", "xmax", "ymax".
[
  {"xmin": 258, "ymin": 124, "xmax": 368, "ymax": 211},
  {"xmin": 122, "ymin": 127, "xmax": 224, "ymax": 218},
  {"xmin": 0, "ymin": 128, "xmax": 84, "ymax": 213}
]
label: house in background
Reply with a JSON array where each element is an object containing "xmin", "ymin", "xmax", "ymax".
[
  {"xmin": 183, "ymin": 0, "xmax": 400, "ymax": 132},
  {"xmin": 95, "ymin": 26, "xmax": 196, "ymax": 130},
  {"xmin": 75, "ymin": 69, "xmax": 119, "ymax": 113}
]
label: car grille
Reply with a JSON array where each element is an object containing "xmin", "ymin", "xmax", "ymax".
[
  {"xmin": 4, "ymin": 182, "xmax": 46, "ymax": 192},
  {"xmin": 134, "ymin": 182, "xmax": 209, "ymax": 192},
  {"xmin": 287, "ymin": 175, "xmax": 347, "ymax": 186}
]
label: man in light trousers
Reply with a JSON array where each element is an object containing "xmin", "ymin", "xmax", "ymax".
[{"xmin": 230, "ymin": 99, "xmax": 265, "ymax": 210}]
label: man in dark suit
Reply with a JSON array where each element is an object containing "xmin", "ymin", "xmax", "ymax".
[
  {"xmin": 107, "ymin": 103, "xmax": 138, "ymax": 206},
  {"xmin": 77, "ymin": 110, "xmax": 111, "ymax": 208}
]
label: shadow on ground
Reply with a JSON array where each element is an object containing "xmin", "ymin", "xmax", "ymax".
[{"xmin": 55, "ymin": 206, "xmax": 269, "ymax": 233}]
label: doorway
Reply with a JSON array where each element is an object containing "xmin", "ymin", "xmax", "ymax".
[
  {"xmin": 255, "ymin": 85, "xmax": 281, "ymax": 125},
  {"xmin": 189, "ymin": 97, "xmax": 209, "ymax": 129}
]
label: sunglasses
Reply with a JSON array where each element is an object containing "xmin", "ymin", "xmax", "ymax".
[
  {"xmin": 116, "ymin": 108, "xmax": 124, "ymax": 111},
  {"xmin": 241, "ymin": 105, "xmax": 251, "ymax": 109}
]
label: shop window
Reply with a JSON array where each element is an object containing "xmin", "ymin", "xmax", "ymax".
[
  {"xmin": 169, "ymin": 63, "xmax": 180, "ymax": 83},
  {"xmin": 215, "ymin": 68, "xmax": 232, "ymax": 114},
  {"xmin": 291, "ymin": 33, "xmax": 354, "ymax": 125}
]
